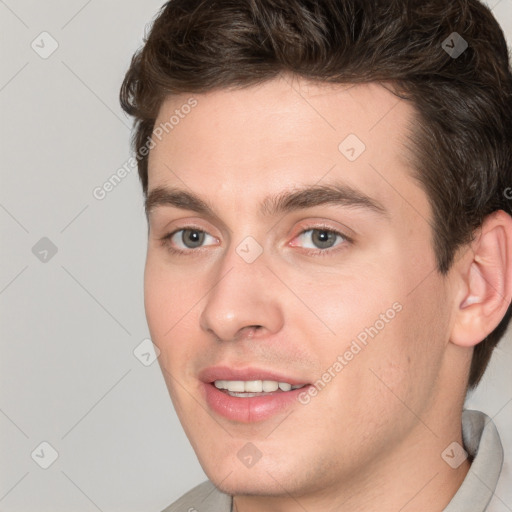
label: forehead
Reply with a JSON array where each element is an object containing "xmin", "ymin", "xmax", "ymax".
[{"xmin": 147, "ymin": 77, "xmax": 428, "ymax": 223}]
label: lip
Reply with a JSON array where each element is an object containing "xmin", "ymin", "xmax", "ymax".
[
  {"xmin": 198, "ymin": 366, "xmax": 309, "ymax": 386},
  {"xmin": 199, "ymin": 365, "xmax": 311, "ymax": 423}
]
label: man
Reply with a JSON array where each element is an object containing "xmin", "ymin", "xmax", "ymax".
[{"xmin": 120, "ymin": 0, "xmax": 512, "ymax": 510}]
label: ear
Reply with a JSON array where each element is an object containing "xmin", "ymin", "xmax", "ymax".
[{"xmin": 450, "ymin": 210, "xmax": 512, "ymax": 348}]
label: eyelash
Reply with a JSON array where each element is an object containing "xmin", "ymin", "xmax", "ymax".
[{"xmin": 159, "ymin": 223, "xmax": 353, "ymax": 258}]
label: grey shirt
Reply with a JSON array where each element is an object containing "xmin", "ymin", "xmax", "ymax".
[{"xmin": 162, "ymin": 409, "xmax": 504, "ymax": 512}]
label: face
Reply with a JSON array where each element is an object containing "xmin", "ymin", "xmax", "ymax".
[{"xmin": 144, "ymin": 77, "xmax": 456, "ymax": 497}]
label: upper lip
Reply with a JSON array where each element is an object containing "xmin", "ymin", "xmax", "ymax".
[{"xmin": 199, "ymin": 366, "xmax": 310, "ymax": 386}]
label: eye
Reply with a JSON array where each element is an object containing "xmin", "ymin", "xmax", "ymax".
[
  {"xmin": 159, "ymin": 225, "xmax": 350, "ymax": 256},
  {"xmin": 291, "ymin": 227, "xmax": 348, "ymax": 251},
  {"xmin": 161, "ymin": 228, "xmax": 218, "ymax": 251}
]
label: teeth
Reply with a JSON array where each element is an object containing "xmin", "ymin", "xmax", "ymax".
[
  {"xmin": 245, "ymin": 380, "xmax": 263, "ymax": 392},
  {"xmin": 262, "ymin": 380, "xmax": 279, "ymax": 392},
  {"xmin": 214, "ymin": 380, "xmax": 305, "ymax": 393}
]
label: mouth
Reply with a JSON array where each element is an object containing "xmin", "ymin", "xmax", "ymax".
[
  {"xmin": 213, "ymin": 379, "xmax": 306, "ymax": 397},
  {"xmin": 199, "ymin": 366, "xmax": 311, "ymax": 423}
]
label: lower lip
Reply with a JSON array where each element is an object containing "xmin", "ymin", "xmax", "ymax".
[{"xmin": 202, "ymin": 382, "xmax": 311, "ymax": 423}]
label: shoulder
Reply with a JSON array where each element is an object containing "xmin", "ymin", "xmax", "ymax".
[
  {"xmin": 160, "ymin": 480, "xmax": 232, "ymax": 512},
  {"xmin": 443, "ymin": 409, "xmax": 505, "ymax": 512}
]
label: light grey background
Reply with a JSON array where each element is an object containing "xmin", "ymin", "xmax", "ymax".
[{"xmin": 0, "ymin": 1, "xmax": 511, "ymax": 511}]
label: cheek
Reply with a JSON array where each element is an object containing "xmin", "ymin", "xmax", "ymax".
[
  {"xmin": 351, "ymin": 281, "xmax": 449, "ymax": 421},
  {"xmin": 144, "ymin": 253, "xmax": 192, "ymax": 333},
  {"xmin": 143, "ymin": 255, "xmax": 199, "ymax": 368},
  {"xmin": 144, "ymin": 257, "xmax": 201, "ymax": 415},
  {"xmin": 307, "ymin": 261, "xmax": 447, "ymax": 414},
  {"xmin": 143, "ymin": 261, "xmax": 171, "ymax": 340}
]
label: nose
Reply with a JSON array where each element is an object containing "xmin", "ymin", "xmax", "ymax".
[{"xmin": 199, "ymin": 244, "xmax": 284, "ymax": 342}]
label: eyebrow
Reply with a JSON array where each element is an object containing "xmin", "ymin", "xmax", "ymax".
[{"xmin": 144, "ymin": 182, "xmax": 389, "ymax": 220}]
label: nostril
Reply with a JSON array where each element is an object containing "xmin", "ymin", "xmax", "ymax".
[{"xmin": 235, "ymin": 325, "xmax": 262, "ymax": 340}]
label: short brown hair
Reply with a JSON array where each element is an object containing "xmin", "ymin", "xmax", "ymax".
[{"xmin": 120, "ymin": 0, "xmax": 512, "ymax": 389}]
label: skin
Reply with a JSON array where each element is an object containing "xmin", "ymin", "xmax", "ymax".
[{"xmin": 144, "ymin": 75, "xmax": 512, "ymax": 511}]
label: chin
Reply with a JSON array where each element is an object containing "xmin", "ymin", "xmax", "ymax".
[
  {"xmin": 210, "ymin": 474, "xmax": 289, "ymax": 497},
  {"xmin": 200, "ymin": 456, "xmax": 307, "ymax": 497}
]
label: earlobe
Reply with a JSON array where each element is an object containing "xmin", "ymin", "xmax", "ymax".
[{"xmin": 450, "ymin": 210, "xmax": 512, "ymax": 348}]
